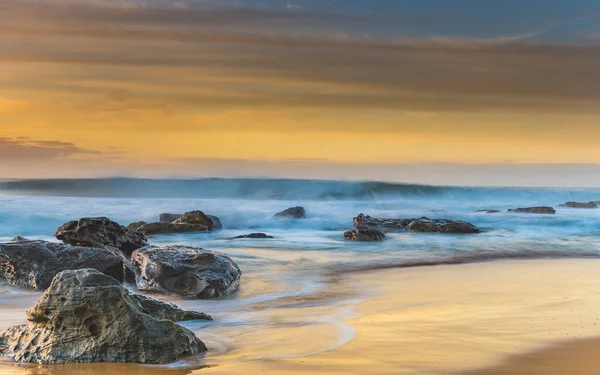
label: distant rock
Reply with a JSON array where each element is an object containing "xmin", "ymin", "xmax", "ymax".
[
  {"xmin": 160, "ymin": 213, "xmax": 182, "ymax": 223},
  {"xmin": 131, "ymin": 245, "xmax": 241, "ymax": 299},
  {"xmin": 232, "ymin": 233, "xmax": 274, "ymax": 239},
  {"xmin": 354, "ymin": 214, "xmax": 411, "ymax": 232},
  {"xmin": 274, "ymin": 206, "xmax": 306, "ymax": 219},
  {"xmin": 508, "ymin": 207, "xmax": 556, "ymax": 214},
  {"xmin": 173, "ymin": 211, "xmax": 222, "ymax": 231},
  {"xmin": 55, "ymin": 217, "xmax": 148, "ymax": 256},
  {"xmin": 9, "ymin": 236, "xmax": 29, "ymax": 242},
  {"xmin": 126, "ymin": 221, "xmax": 147, "ymax": 233},
  {"xmin": 406, "ymin": 218, "xmax": 481, "ymax": 234},
  {"xmin": 0, "ymin": 240, "xmax": 128, "ymax": 290},
  {"xmin": 475, "ymin": 210, "xmax": 502, "ymax": 214},
  {"xmin": 136, "ymin": 222, "xmax": 209, "ymax": 236},
  {"xmin": 559, "ymin": 201, "xmax": 598, "ymax": 209},
  {"xmin": 344, "ymin": 229, "xmax": 385, "ymax": 242},
  {"xmin": 0, "ymin": 269, "xmax": 207, "ymax": 364}
]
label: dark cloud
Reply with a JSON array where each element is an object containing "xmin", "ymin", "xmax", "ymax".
[{"xmin": 0, "ymin": 137, "xmax": 102, "ymax": 161}]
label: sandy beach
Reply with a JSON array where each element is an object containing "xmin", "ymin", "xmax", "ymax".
[{"xmin": 3, "ymin": 258, "xmax": 600, "ymax": 375}]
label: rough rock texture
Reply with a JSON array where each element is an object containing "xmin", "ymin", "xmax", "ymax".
[
  {"xmin": 0, "ymin": 269, "xmax": 207, "ymax": 364},
  {"xmin": 274, "ymin": 206, "xmax": 306, "ymax": 219},
  {"xmin": 0, "ymin": 240, "xmax": 127, "ymax": 290},
  {"xmin": 232, "ymin": 233, "xmax": 274, "ymax": 239},
  {"xmin": 55, "ymin": 217, "xmax": 148, "ymax": 256},
  {"xmin": 9, "ymin": 236, "xmax": 28, "ymax": 242},
  {"xmin": 173, "ymin": 211, "xmax": 222, "ymax": 231},
  {"xmin": 559, "ymin": 201, "xmax": 598, "ymax": 209},
  {"xmin": 406, "ymin": 218, "xmax": 481, "ymax": 234},
  {"xmin": 136, "ymin": 222, "xmax": 209, "ymax": 236},
  {"xmin": 160, "ymin": 213, "xmax": 182, "ymax": 223},
  {"xmin": 353, "ymin": 214, "xmax": 412, "ymax": 231},
  {"xmin": 508, "ymin": 207, "xmax": 556, "ymax": 214},
  {"xmin": 131, "ymin": 294, "xmax": 212, "ymax": 322},
  {"xmin": 131, "ymin": 245, "xmax": 241, "ymax": 299},
  {"xmin": 126, "ymin": 221, "xmax": 147, "ymax": 233},
  {"xmin": 344, "ymin": 229, "xmax": 385, "ymax": 242}
]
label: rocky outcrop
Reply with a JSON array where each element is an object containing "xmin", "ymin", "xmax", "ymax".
[
  {"xmin": 475, "ymin": 210, "xmax": 502, "ymax": 214},
  {"xmin": 160, "ymin": 213, "xmax": 182, "ymax": 223},
  {"xmin": 353, "ymin": 214, "xmax": 412, "ymax": 231},
  {"xmin": 173, "ymin": 211, "xmax": 222, "ymax": 231},
  {"xmin": 0, "ymin": 240, "xmax": 128, "ymax": 290},
  {"xmin": 131, "ymin": 245, "xmax": 241, "ymax": 299},
  {"xmin": 508, "ymin": 207, "xmax": 556, "ymax": 214},
  {"xmin": 131, "ymin": 294, "xmax": 212, "ymax": 322},
  {"xmin": 232, "ymin": 233, "xmax": 274, "ymax": 239},
  {"xmin": 344, "ymin": 229, "xmax": 385, "ymax": 242},
  {"xmin": 136, "ymin": 222, "xmax": 209, "ymax": 236},
  {"xmin": 274, "ymin": 206, "xmax": 306, "ymax": 219},
  {"xmin": 55, "ymin": 217, "xmax": 148, "ymax": 256},
  {"xmin": 0, "ymin": 269, "xmax": 207, "ymax": 364},
  {"xmin": 126, "ymin": 221, "xmax": 147, "ymax": 233},
  {"xmin": 351, "ymin": 213, "xmax": 481, "ymax": 234},
  {"xmin": 559, "ymin": 201, "xmax": 598, "ymax": 209}
]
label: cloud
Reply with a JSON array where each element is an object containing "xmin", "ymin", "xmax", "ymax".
[{"xmin": 0, "ymin": 137, "xmax": 102, "ymax": 161}]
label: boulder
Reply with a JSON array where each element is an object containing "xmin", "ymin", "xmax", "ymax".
[
  {"xmin": 0, "ymin": 269, "xmax": 207, "ymax": 364},
  {"xmin": 0, "ymin": 240, "xmax": 128, "ymax": 290},
  {"xmin": 353, "ymin": 214, "xmax": 411, "ymax": 232},
  {"xmin": 274, "ymin": 206, "xmax": 306, "ymax": 219},
  {"xmin": 406, "ymin": 218, "xmax": 481, "ymax": 234},
  {"xmin": 136, "ymin": 222, "xmax": 209, "ymax": 236},
  {"xmin": 207, "ymin": 215, "xmax": 223, "ymax": 230},
  {"xmin": 126, "ymin": 221, "xmax": 147, "ymax": 233},
  {"xmin": 232, "ymin": 233, "xmax": 274, "ymax": 239},
  {"xmin": 559, "ymin": 201, "xmax": 598, "ymax": 209},
  {"xmin": 160, "ymin": 213, "xmax": 182, "ymax": 223},
  {"xmin": 344, "ymin": 229, "xmax": 385, "ymax": 242},
  {"xmin": 9, "ymin": 236, "xmax": 28, "ymax": 242},
  {"xmin": 131, "ymin": 245, "xmax": 241, "ymax": 299},
  {"xmin": 55, "ymin": 217, "xmax": 148, "ymax": 256},
  {"xmin": 508, "ymin": 207, "xmax": 556, "ymax": 214},
  {"xmin": 173, "ymin": 211, "xmax": 222, "ymax": 231}
]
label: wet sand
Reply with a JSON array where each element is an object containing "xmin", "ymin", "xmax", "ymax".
[{"xmin": 3, "ymin": 259, "xmax": 600, "ymax": 375}]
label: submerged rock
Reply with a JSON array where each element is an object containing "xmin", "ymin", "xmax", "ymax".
[
  {"xmin": 232, "ymin": 233, "xmax": 274, "ymax": 239},
  {"xmin": 55, "ymin": 217, "xmax": 148, "ymax": 256},
  {"xmin": 173, "ymin": 211, "xmax": 222, "ymax": 231},
  {"xmin": 508, "ymin": 207, "xmax": 556, "ymax": 214},
  {"xmin": 131, "ymin": 245, "xmax": 241, "ymax": 299},
  {"xmin": 0, "ymin": 269, "xmax": 207, "ymax": 364},
  {"xmin": 0, "ymin": 240, "xmax": 128, "ymax": 290},
  {"xmin": 160, "ymin": 213, "xmax": 182, "ymax": 223},
  {"xmin": 406, "ymin": 218, "xmax": 481, "ymax": 234},
  {"xmin": 559, "ymin": 201, "xmax": 598, "ymax": 209},
  {"xmin": 475, "ymin": 210, "xmax": 502, "ymax": 214},
  {"xmin": 136, "ymin": 222, "xmax": 209, "ymax": 236},
  {"xmin": 344, "ymin": 229, "xmax": 385, "ymax": 242},
  {"xmin": 274, "ymin": 206, "xmax": 306, "ymax": 219}
]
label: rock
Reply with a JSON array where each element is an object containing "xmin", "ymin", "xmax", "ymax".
[
  {"xmin": 9, "ymin": 236, "xmax": 28, "ymax": 242},
  {"xmin": 344, "ymin": 229, "xmax": 385, "ymax": 241},
  {"xmin": 55, "ymin": 217, "xmax": 148, "ymax": 256},
  {"xmin": 0, "ymin": 269, "xmax": 207, "ymax": 364},
  {"xmin": 131, "ymin": 294, "xmax": 212, "ymax": 322},
  {"xmin": 232, "ymin": 233, "xmax": 274, "ymax": 239},
  {"xmin": 353, "ymin": 214, "xmax": 412, "ymax": 231},
  {"xmin": 476, "ymin": 210, "xmax": 502, "ymax": 214},
  {"xmin": 559, "ymin": 201, "xmax": 598, "ymax": 209},
  {"xmin": 508, "ymin": 207, "xmax": 556, "ymax": 214},
  {"xmin": 0, "ymin": 240, "xmax": 128, "ymax": 290},
  {"xmin": 160, "ymin": 213, "xmax": 182, "ymax": 223},
  {"xmin": 136, "ymin": 222, "xmax": 209, "ymax": 236},
  {"xmin": 131, "ymin": 245, "xmax": 241, "ymax": 299},
  {"xmin": 274, "ymin": 206, "xmax": 306, "ymax": 219},
  {"xmin": 406, "ymin": 218, "xmax": 481, "ymax": 234},
  {"xmin": 126, "ymin": 221, "xmax": 147, "ymax": 233},
  {"xmin": 173, "ymin": 211, "xmax": 222, "ymax": 231}
]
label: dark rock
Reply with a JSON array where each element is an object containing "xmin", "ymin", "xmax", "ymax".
[
  {"xmin": 136, "ymin": 222, "xmax": 209, "ymax": 236},
  {"xmin": 55, "ymin": 217, "xmax": 148, "ymax": 256},
  {"xmin": 0, "ymin": 269, "xmax": 207, "ymax": 364},
  {"xmin": 9, "ymin": 236, "xmax": 28, "ymax": 242},
  {"xmin": 132, "ymin": 294, "xmax": 212, "ymax": 322},
  {"xmin": 406, "ymin": 218, "xmax": 481, "ymax": 234},
  {"xmin": 344, "ymin": 229, "xmax": 385, "ymax": 242},
  {"xmin": 274, "ymin": 206, "xmax": 306, "ymax": 219},
  {"xmin": 353, "ymin": 213, "xmax": 412, "ymax": 231},
  {"xmin": 559, "ymin": 201, "xmax": 598, "ymax": 209},
  {"xmin": 126, "ymin": 221, "xmax": 147, "ymax": 233},
  {"xmin": 232, "ymin": 233, "xmax": 274, "ymax": 239},
  {"xmin": 508, "ymin": 207, "xmax": 556, "ymax": 214},
  {"xmin": 160, "ymin": 213, "xmax": 182, "ymax": 223},
  {"xmin": 207, "ymin": 215, "xmax": 223, "ymax": 230},
  {"xmin": 131, "ymin": 245, "xmax": 241, "ymax": 299},
  {"xmin": 0, "ymin": 240, "xmax": 128, "ymax": 290},
  {"xmin": 173, "ymin": 211, "xmax": 222, "ymax": 231},
  {"xmin": 476, "ymin": 210, "xmax": 502, "ymax": 214}
]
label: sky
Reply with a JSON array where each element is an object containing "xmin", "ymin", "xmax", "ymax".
[{"xmin": 1, "ymin": 0, "xmax": 600, "ymax": 185}]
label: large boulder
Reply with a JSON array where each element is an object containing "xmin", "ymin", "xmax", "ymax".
[
  {"xmin": 344, "ymin": 229, "xmax": 385, "ymax": 242},
  {"xmin": 0, "ymin": 269, "xmax": 207, "ymax": 364},
  {"xmin": 559, "ymin": 201, "xmax": 598, "ymax": 209},
  {"xmin": 232, "ymin": 233, "xmax": 274, "ymax": 239},
  {"xmin": 0, "ymin": 240, "xmax": 128, "ymax": 290},
  {"xmin": 131, "ymin": 245, "xmax": 241, "ymax": 299},
  {"xmin": 350, "ymin": 213, "xmax": 480, "ymax": 234},
  {"xmin": 55, "ymin": 217, "xmax": 148, "ymax": 256},
  {"xmin": 274, "ymin": 206, "xmax": 306, "ymax": 219},
  {"xmin": 135, "ymin": 222, "xmax": 209, "ymax": 236},
  {"xmin": 173, "ymin": 211, "xmax": 222, "ymax": 231},
  {"xmin": 508, "ymin": 207, "xmax": 556, "ymax": 214},
  {"xmin": 160, "ymin": 213, "xmax": 182, "ymax": 223},
  {"xmin": 406, "ymin": 218, "xmax": 481, "ymax": 234}
]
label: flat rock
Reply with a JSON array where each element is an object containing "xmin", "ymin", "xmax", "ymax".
[
  {"xmin": 160, "ymin": 213, "xmax": 182, "ymax": 223},
  {"xmin": 231, "ymin": 233, "xmax": 274, "ymax": 239},
  {"xmin": 508, "ymin": 207, "xmax": 556, "ymax": 214},
  {"xmin": 173, "ymin": 211, "xmax": 222, "ymax": 231},
  {"xmin": 274, "ymin": 206, "xmax": 306, "ymax": 219},
  {"xmin": 55, "ymin": 217, "xmax": 148, "ymax": 256},
  {"xmin": 344, "ymin": 229, "xmax": 385, "ymax": 241},
  {"xmin": 475, "ymin": 210, "xmax": 502, "ymax": 214},
  {"xmin": 0, "ymin": 240, "xmax": 128, "ymax": 290},
  {"xmin": 131, "ymin": 245, "xmax": 241, "ymax": 299},
  {"xmin": 406, "ymin": 218, "xmax": 481, "ymax": 234},
  {"xmin": 136, "ymin": 222, "xmax": 209, "ymax": 236},
  {"xmin": 0, "ymin": 269, "xmax": 207, "ymax": 364},
  {"xmin": 559, "ymin": 201, "xmax": 598, "ymax": 209}
]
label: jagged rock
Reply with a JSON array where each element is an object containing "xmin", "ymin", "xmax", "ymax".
[
  {"xmin": 55, "ymin": 217, "xmax": 148, "ymax": 256},
  {"xmin": 9, "ymin": 236, "xmax": 28, "ymax": 242},
  {"xmin": 0, "ymin": 240, "xmax": 128, "ymax": 290},
  {"xmin": 173, "ymin": 211, "xmax": 222, "ymax": 231},
  {"xmin": 344, "ymin": 229, "xmax": 385, "ymax": 242},
  {"xmin": 274, "ymin": 206, "xmax": 306, "ymax": 219},
  {"xmin": 160, "ymin": 213, "xmax": 182, "ymax": 223},
  {"xmin": 476, "ymin": 209, "xmax": 502, "ymax": 214},
  {"xmin": 559, "ymin": 201, "xmax": 598, "ymax": 209},
  {"xmin": 508, "ymin": 207, "xmax": 556, "ymax": 214},
  {"xmin": 126, "ymin": 221, "xmax": 147, "ymax": 233},
  {"xmin": 232, "ymin": 233, "xmax": 274, "ymax": 239},
  {"xmin": 0, "ymin": 269, "xmax": 207, "ymax": 364},
  {"xmin": 406, "ymin": 218, "xmax": 481, "ymax": 234},
  {"xmin": 131, "ymin": 245, "xmax": 241, "ymax": 299},
  {"xmin": 131, "ymin": 294, "xmax": 212, "ymax": 322},
  {"xmin": 354, "ymin": 214, "xmax": 412, "ymax": 231},
  {"xmin": 136, "ymin": 222, "xmax": 209, "ymax": 236}
]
